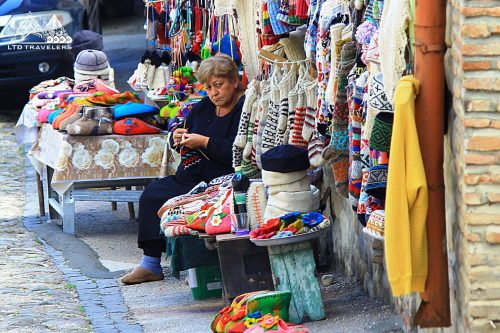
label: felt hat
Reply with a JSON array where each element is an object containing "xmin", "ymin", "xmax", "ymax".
[
  {"xmin": 74, "ymin": 50, "xmax": 114, "ymax": 85},
  {"xmin": 113, "ymin": 102, "xmax": 159, "ymax": 119},
  {"xmin": 74, "ymin": 49, "xmax": 109, "ymax": 71},
  {"xmin": 365, "ymin": 164, "xmax": 388, "ymax": 200},
  {"xmin": 261, "ymin": 144, "xmax": 310, "ymax": 173},
  {"xmin": 369, "ymin": 112, "xmax": 394, "ymax": 152},
  {"xmin": 113, "ymin": 117, "xmax": 161, "ymax": 135},
  {"xmin": 261, "ymin": 169, "xmax": 308, "ymax": 186},
  {"xmin": 363, "ymin": 209, "xmax": 385, "ymax": 240}
]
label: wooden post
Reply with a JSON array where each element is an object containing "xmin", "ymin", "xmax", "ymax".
[{"xmin": 413, "ymin": 0, "xmax": 451, "ymax": 327}]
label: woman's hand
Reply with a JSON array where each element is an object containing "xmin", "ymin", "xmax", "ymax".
[
  {"xmin": 172, "ymin": 128, "xmax": 188, "ymax": 147},
  {"xmin": 179, "ymin": 133, "xmax": 209, "ymax": 149}
]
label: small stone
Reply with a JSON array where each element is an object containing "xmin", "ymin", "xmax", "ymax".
[{"xmin": 321, "ymin": 274, "xmax": 335, "ymax": 287}]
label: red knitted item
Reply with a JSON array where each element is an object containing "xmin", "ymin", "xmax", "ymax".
[{"xmin": 290, "ymin": 106, "xmax": 308, "ymax": 148}]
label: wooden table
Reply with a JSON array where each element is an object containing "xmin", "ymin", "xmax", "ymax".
[{"xmin": 28, "ymin": 124, "xmax": 166, "ymax": 234}]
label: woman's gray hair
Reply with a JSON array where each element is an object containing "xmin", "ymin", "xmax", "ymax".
[{"xmin": 196, "ymin": 54, "xmax": 242, "ymax": 89}]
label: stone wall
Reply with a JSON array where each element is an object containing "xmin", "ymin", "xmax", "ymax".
[{"xmin": 324, "ymin": 166, "xmax": 392, "ymax": 306}]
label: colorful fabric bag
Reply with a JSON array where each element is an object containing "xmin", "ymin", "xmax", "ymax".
[{"xmin": 205, "ymin": 189, "xmax": 234, "ymax": 235}]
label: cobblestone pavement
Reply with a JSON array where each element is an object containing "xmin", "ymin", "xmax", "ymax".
[
  {"xmin": 0, "ymin": 116, "xmax": 143, "ymax": 333},
  {"xmin": 0, "ymin": 119, "xmax": 92, "ymax": 332}
]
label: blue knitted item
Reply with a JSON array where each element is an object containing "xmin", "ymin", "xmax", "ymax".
[{"xmin": 267, "ymin": 0, "xmax": 294, "ymax": 35}]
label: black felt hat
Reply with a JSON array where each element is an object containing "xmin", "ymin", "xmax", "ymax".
[{"xmin": 261, "ymin": 145, "xmax": 310, "ymax": 173}]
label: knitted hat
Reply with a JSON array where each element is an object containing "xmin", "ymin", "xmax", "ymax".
[
  {"xmin": 368, "ymin": 73, "xmax": 392, "ymax": 112},
  {"xmin": 267, "ymin": 0, "xmax": 294, "ymax": 35},
  {"xmin": 365, "ymin": 164, "xmax": 388, "ymax": 200},
  {"xmin": 267, "ymin": 189, "xmax": 314, "ymax": 212},
  {"xmin": 261, "ymin": 144, "xmax": 310, "ymax": 172},
  {"xmin": 369, "ymin": 112, "xmax": 394, "ymax": 152},
  {"xmin": 362, "ymin": 209, "xmax": 385, "ymax": 240}
]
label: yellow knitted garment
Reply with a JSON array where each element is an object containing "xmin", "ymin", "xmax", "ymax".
[{"xmin": 385, "ymin": 75, "xmax": 428, "ymax": 296}]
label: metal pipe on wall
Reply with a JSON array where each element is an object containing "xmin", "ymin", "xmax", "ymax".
[{"xmin": 413, "ymin": 0, "xmax": 451, "ymax": 327}]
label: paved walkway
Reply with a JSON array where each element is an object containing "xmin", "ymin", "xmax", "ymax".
[
  {"xmin": 0, "ymin": 119, "xmax": 92, "ymax": 332},
  {"xmin": 1, "ymin": 118, "xmax": 142, "ymax": 333}
]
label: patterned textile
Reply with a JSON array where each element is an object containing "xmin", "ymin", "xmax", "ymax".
[
  {"xmin": 28, "ymin": 124, "xmax": 166, "ymax": 195},
  {"xmin": 369, "ymin": 112, "xmax": 394, "ymax": 152}
]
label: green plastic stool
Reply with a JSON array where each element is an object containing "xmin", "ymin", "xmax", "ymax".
[{"xmin": 267, "ymin": 241, "xmax": 325, "ymax": 323}]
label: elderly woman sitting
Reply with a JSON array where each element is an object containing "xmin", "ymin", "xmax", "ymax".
[{"xmin": 121, "ymin": 54, "xmax": 245, "ymax": 284}]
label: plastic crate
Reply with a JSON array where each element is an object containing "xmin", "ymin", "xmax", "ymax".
[{"xmin": 188, "ymin": 265, "xmax": 223, "ymax": 300}]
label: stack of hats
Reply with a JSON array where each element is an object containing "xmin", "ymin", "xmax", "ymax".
[
  {"xmin": 74, "ymin": 49, "xmax": 115, "ymax": 88},
  {"xmin": 363, "ymin": 209, "xmax": 385, "ymax": 240},
  {"xmin": 261, "ymin": 145, "xmax": 314, "ymax": 220}
]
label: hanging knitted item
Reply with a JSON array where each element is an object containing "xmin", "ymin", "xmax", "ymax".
[
  {"xmin": 289, "ymin": 86, "xmax": 309, "ymax": 148},
  {"xmin": 304, "ymin": 0, "xmax": 322, "ymax": 59},
  {"xmin": 369, "ymin": 112, "xmax": 394, "ymax": 152},
  {"xmin": 277, "ymin": 0, "xmax": 290, "ymax": 24},
  {"xmin": 296, "ymin": 0, "xmax": 309, "ymax": 19},
  {"xmin": 261, "ymin": 69, "xmax": 283, "ymax": 154},
  {"xmin": 233, "ymin": 80, "xmax": 257, "ymax": 167},
  {"xmin": 302, "ymin": 79, "xmax": 318, "ymax": 142},
  {"xmin": 276, "ymin": 67, "xmax": 296, "ymax": 145},
  {"xmin": 378, "ymin": 0, "xmax": 411, "ymax": 102},
  {"xmin": 267, "ymin": 0, "xmax": 294, "ymax": 35},
  {"xmin": 255, "ymin": 81, "xmax": 271, "ymax": 169},
  {"xmin": 308, "ymin": 130, "xmax": 326, "ymax": 167}
]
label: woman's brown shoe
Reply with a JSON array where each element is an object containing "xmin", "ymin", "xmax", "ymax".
[{"xmin": 120, "ymin": 266, "xmax": 164, "ymax": 285}]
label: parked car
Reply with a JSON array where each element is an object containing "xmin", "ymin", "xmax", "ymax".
[{"xmin": 0, "ymin": 0, "xmax": 95, "ymax": 95}]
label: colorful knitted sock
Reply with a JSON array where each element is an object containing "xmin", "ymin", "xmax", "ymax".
[
  {"xmin": 308, "ymin": 131, "xmax": 326, "ymax": 167},
  {"xmin": 276, "ymin": 69, "xmax": 295, "ymax": 145},
  {"xmin": 234, "ymin": 80, "xmax": 257, "ymax": 148},
  {"xmin": 289, "ymin": 86, "xmax": 309, "ymax": 148},
  {"xmin": 139, "ymin": 255, "xmax": 162, "ymax": 275},
  {"xmin": 302, "ymin": 80, "xmax": 318, "ymax": 142},
  {"xmin": 255, "ymin": 83, "xmax": 271, "ymax": 168},
  {"xmin": 262, "ymin": 72, "xmax": 282, "ymax": 153},
  {"xmin": 330, "ymin": 149, "xmax": 350, "ymax": 198}
]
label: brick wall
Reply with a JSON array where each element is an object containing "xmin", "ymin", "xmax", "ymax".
[{"xmin": 443, "ymin": 0, "xmax": 500, "ymax": 331}]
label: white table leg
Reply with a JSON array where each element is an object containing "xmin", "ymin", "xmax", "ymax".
[{"xmin": 62, "ymin": 185, "xmax": 75, "ymax": 235}]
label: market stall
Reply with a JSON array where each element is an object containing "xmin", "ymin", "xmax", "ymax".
[{"xmin": 17, "ymin": 0, "xmax": 448, "ymax": 328}]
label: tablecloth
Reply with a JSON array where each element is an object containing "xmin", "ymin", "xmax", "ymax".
[{"xmin": 28, "ymin": 123, "xmax": 167, "ymax": 195}]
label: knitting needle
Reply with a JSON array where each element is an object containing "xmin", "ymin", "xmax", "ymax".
[{"xmin": 180, "ymin": 117, "xmax": 211, "ymax": 161}]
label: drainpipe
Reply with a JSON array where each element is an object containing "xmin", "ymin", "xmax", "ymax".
[{"xmin": 413, "ymin": 0, "xmax": 451, "ymax": 328}]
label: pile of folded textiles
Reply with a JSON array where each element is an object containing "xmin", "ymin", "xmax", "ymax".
[
  {"xmin": 211, "ymin": 290, "xmax": 308, "ymax": 333},
  {"xmin": 250, "ymin": 211, "xmax": 330, "ymax": 240},
  {"xmin": 158, "ymin": 174, "xmax": 237, "ymax": 237},
  {"xmin": 28, "ymin": 77, "xmax": 164, "ymax": 136}
]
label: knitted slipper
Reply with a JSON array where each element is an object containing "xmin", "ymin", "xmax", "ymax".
[{"xmin": 246, "ymin": 182, "xmax": 267, "ymax": 230}]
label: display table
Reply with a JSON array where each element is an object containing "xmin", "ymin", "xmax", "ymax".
[
  {"xmin": 215, "ymin": 234, "xmax": 274, "ymax": 301},
  {"xmin": 251, "ymin": 230, "xmax": 327, "ymax": 323},
  {"xmin": 28, "ymin": 124, "xmax": 167, "ymax": 234}
]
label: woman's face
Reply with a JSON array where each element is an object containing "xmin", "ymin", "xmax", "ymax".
[{"xmin": 204, "ymin": 76, "xmax": 239, "ymax": 108}]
